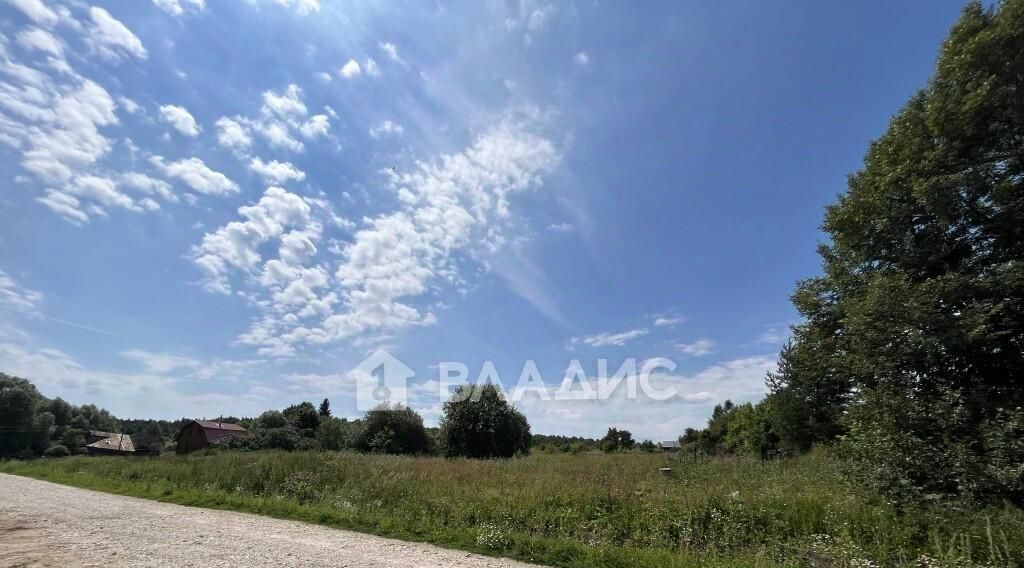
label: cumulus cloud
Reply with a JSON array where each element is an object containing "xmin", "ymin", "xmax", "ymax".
[
  {"xmin": 159, "ymin": 104, "xmax": 201, "ymax": 137},
  {"xmin": 574, "ymin": 51, "xmax": 589, "ymax": 66},
  {"xmin": 16, "ymin": 28, "xmax": 63, "ymax": 58},
  {"xmin": 299, "ymin": 114, "xmax": 330, "ymax": 139},
  {"xmin": 363, "ymin": 58, "xmax": 380, "ymax": 78},
  {"xmin": 192, "ymin": 186, "xmax": 321, "ymax": 299},
  {"xmin": 84, "ymin": 7, "xmax": 148, "ymax": 63},
  {"xmin": 379, "ymin": 41, "xmax": 404, "ymax": 65},
  {"xmin": 249, "ymin": 157, "xmax": 306, "ymax": 184},
  {"xmin": 151, "ymin": 156, "xmax": 239, "ymax": 196},
  {"xmin": 262, "ymin": 84, "xmax": 306, "ymax": 120},
  {"xmin": 368, "ymin": 120, "xmax": 403, "ymax": 139},
  {"xmin": 4, "ymin": 0, "xmax": 59, "ymax": 27},
  {"xmin": 152, "ymin": 0, "xmax": 206, "ymax": 17},
  {"xmin": 339, "ymin": 59, "xmax": 361, "ymax": 79},
  {"xmin": 215, "ymin": 116, "xmax": 252, "ymax": 154},
  {"xmin": 571, "ymin": 328, "xmax": 649, "ymax": 348},
  {"xmin": 203, "ymin": 115, "xmax": 560, "ymax": 356}
]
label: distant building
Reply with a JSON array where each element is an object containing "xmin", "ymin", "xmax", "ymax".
[
  {"xmin": 174, "ymin": 420, "xmax": 248, "ymax": 454},
  {"xmin": 659, "ymin": 440, "xmax": 681, "ymax": 452},
  {"xmin": 85, "ymin": 431, "xmax": 135, "ymax": 455}
]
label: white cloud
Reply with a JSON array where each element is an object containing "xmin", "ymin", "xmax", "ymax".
[
  {"xmin": 315, "ymin": 71, "xmax": 332, "ymax": 82},
  {"xmin": 68, "ymin": 175, "xmax": 139, "ymax": 212},
  {"xmin": 511, "ymin": 355, "xmax": 777, "ymax": 440},
  {"xmin": 317, "ymin": 118, "xmax": 560, "ymax": 343},
  {"xmin": 368, "ymin": 120, "xmax": 403, "ymax": 139},
  {"xmin": 0, "ymin": 270, "xmax": 42, "ymax": 312},
  {"xmin": 215, "ymin": 115, "xmax": 559, "ymax": 356},
  {"xmin": 379, "ymin": 42, "xmax": 404, "ymax": 65},
  {"xmin": 249, "ymin": 157, "xmax": 306, "ymax": 184},
  {"xmin": 339, "ymin": 59, "xmax": 361, "ymax": 79},
  {"xmin": 571, "ymin": 328, "xmax": 649, "ymax": 348},
  {"xmin": 16, "ymin": 28, "xmax": 63, "ymax": 57},
  {"xmin": 0, "ymin": 342, "xmax": 269, "ymax": 420},
  {"xmin": 36, "ymin": 191, "xmax": 88, "ymax": 224},
  {"xmin": 151, "ymin": 156, "xmax": 239, "ymax": 196},
  {"xmin": 574, "ymin": 51, "xmax": 589, "ymax": 66},
  {"xmin": 215, "ymin": 116, "xmax": 252, "ymax": 154},
  {"xmin": 120, "ymin": 172, "xmax": 177, "ymax": 202},
  {"xmin": 118, "ymin": 96, "xmax": 142, "ymax": 115},
  {"xmin": 256, "ymin": 120, "xmax": 304, "ymax": 152},
  {"xmin": 677, "ymin": 338, "xmax": 715, "ymax": 357},
  {"xmin": 299, "ymin": 114, "xmax": 329, "ymax": 139},
  {"xmin": 546, "ymin": 222, "xmax": 573, "ymax": 232},
  {"xmin": 757, "ymin": 325, "xmax": 790, "ymax": 345},
  {"xmin": 152, "ymin": 0, "xmax": 206, "ymax": 17},
  {"xmin": 159, "ymin": 104, "xmax": 201, "ymax": 137},
  {"xmin": 4, "ymin": 0, "xmax": 58, "ymax": 27},
  {"xmin": 192, "ymin": 186, "xmax": 321, "ymax": 299},
  {"xmin": 262, "ymin": 84, "xmax": 306, "ymax": 120},
  {"xmin": 364, "ymin": 58, "xmax": 380, "ymax": 78},
  {"xmin": 271, "ymin": 0, "xmax": 320, "ymax": 15},
  {"xmin": 84, "ymin": 7, "xmax": 148, "ymax": 63},
  {"xmin": 120, "ymin": 349, "xmax": 200, "ymax": 373},
  {"xmin": 653, "ymin": 315, "xmax": 685, "ymax": 327}
]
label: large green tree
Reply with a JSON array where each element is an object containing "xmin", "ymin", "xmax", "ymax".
[
  {"xmin": 771, "ymin": 0, "xmax": 1024, "ymax": 502},
  {"xmin": 440, "ymin": 384, "xmax": 531, "ymax": 458}
]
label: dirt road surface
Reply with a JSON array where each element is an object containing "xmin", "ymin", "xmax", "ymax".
[{"xmin": 0, "ymin": 473, "xmax": 540, "ymax": 568}]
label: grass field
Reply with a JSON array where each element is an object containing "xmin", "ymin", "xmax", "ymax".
[{"xmin": 1, "ymin": 450, "xmax": 1020, "ymax": 567}]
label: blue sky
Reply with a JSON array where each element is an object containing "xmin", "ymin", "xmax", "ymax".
[{"xmin": 0, "ymin": 0, "xmax": 967, "ymax": 439}]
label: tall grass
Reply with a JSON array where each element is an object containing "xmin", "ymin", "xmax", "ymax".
[{"xmin": 1, "ymin": 450, "xmax": 1020, "ymax": 567}]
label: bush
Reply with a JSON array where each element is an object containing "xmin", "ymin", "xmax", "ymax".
[
  {"xmin": 440, "ymin": 384, "xmax": 530, "ymax": 458},
  {"xmin": 256, "ymin": 410, "xmax": 287, "ymax": 429},
  {"xmin": 353, "ymin": 403, "xmax": 430, "ymax": 455},
  {"xmin": 43, "ymin": 444, "xmax": 69, "ymax": 458},
  {"xmin": 316, "ymin": 417, "xmax": 353, "ymax": 451}
]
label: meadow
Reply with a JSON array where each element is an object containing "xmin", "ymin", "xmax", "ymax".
[{"xmin": 1, "ymin": 450, "xmax": 1020, "ymax": 567}]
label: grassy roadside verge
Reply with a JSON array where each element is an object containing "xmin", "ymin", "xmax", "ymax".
[{"xmin": 1, "ymin": 450, "xmax": 1020, "ymax": 567}]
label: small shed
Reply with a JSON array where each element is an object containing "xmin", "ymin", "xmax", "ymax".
[
  {"xmin": 659, "ymin": 440, "xmax": 681, "ymax": 453},
  {"xmin": 85, "ymin": 431, "xmax": 135, "ymax": 455},
  {"xmin": 174, "ymin": 420, "xmax": 248, "ymax": 454}
]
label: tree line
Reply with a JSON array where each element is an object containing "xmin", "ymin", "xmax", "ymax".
[
  {"xmin": 0, "ymin": 376, "xmax": 534, "ymax": 460},
  {"xmin": 679, "ymin": 0, "xmax": 1024, "ymax": 505}
]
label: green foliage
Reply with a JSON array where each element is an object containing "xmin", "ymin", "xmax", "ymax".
[
  {"xmin": 315, "ymin": 416, "xmax": 353, "ymax": 451},
  {"xmin": 318, "ymin": 398, "xmax": 331, "ymax": 418},
  {"xmin": 353, "ymin": 403, "xmax": 431, "ymax": 455},
  {"xmin": 440, "ymin": 384, "xmax": 530, "ymax": 458},
  {"xmin": 680, "ymin": 400, "xmax": 778, "ymax": 459},
  {"xmin": 3, "ymin": 451, "xmax": 1021, "ymax": 567},
  {"xmin": 599, "ymin": 427, "xmax": 635, "ymax": 452},
  {"xmin": 43, "ymin": 444, "xmax": 69, "ymax": 457},
  {"xmin": 282, "ymin": 401, "xmax": 320, "ymax": 432},
  {"xmin": 770, "ymin": 0, "xmax": 1024, "ymax": 503},
  {"xmin": 256, "ymin": 410, "xmax": 287, "ymax": 429}
]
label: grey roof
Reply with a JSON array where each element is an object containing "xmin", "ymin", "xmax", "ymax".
[
  {"xmin": 659, "ymin": 440, "xmax": 681, "ymax": 448},
  {"xmin": 86, "ymin": 432, "xmax": 135, "ymax": 452}
]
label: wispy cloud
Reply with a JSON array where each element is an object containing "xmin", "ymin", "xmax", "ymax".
[{"xmin": 571, "ymin": 328, "xmax": 649, "ymax": 348}]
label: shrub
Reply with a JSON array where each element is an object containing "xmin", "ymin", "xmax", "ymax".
[
  {"xmin": 43, "ymin": 444, "xmax": 69, "ymax": 457},
  {"xmin": 353, "ymin": 403, "xmax": 430, "ymax": 455},
  {"xmin": 440, "ymin": 384, "xmax": 530, "ymax": 458}
]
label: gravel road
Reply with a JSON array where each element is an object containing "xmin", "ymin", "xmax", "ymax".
[{"xmin": 0, "ymin": 473, "xmax": 540, "ymax": 568}]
